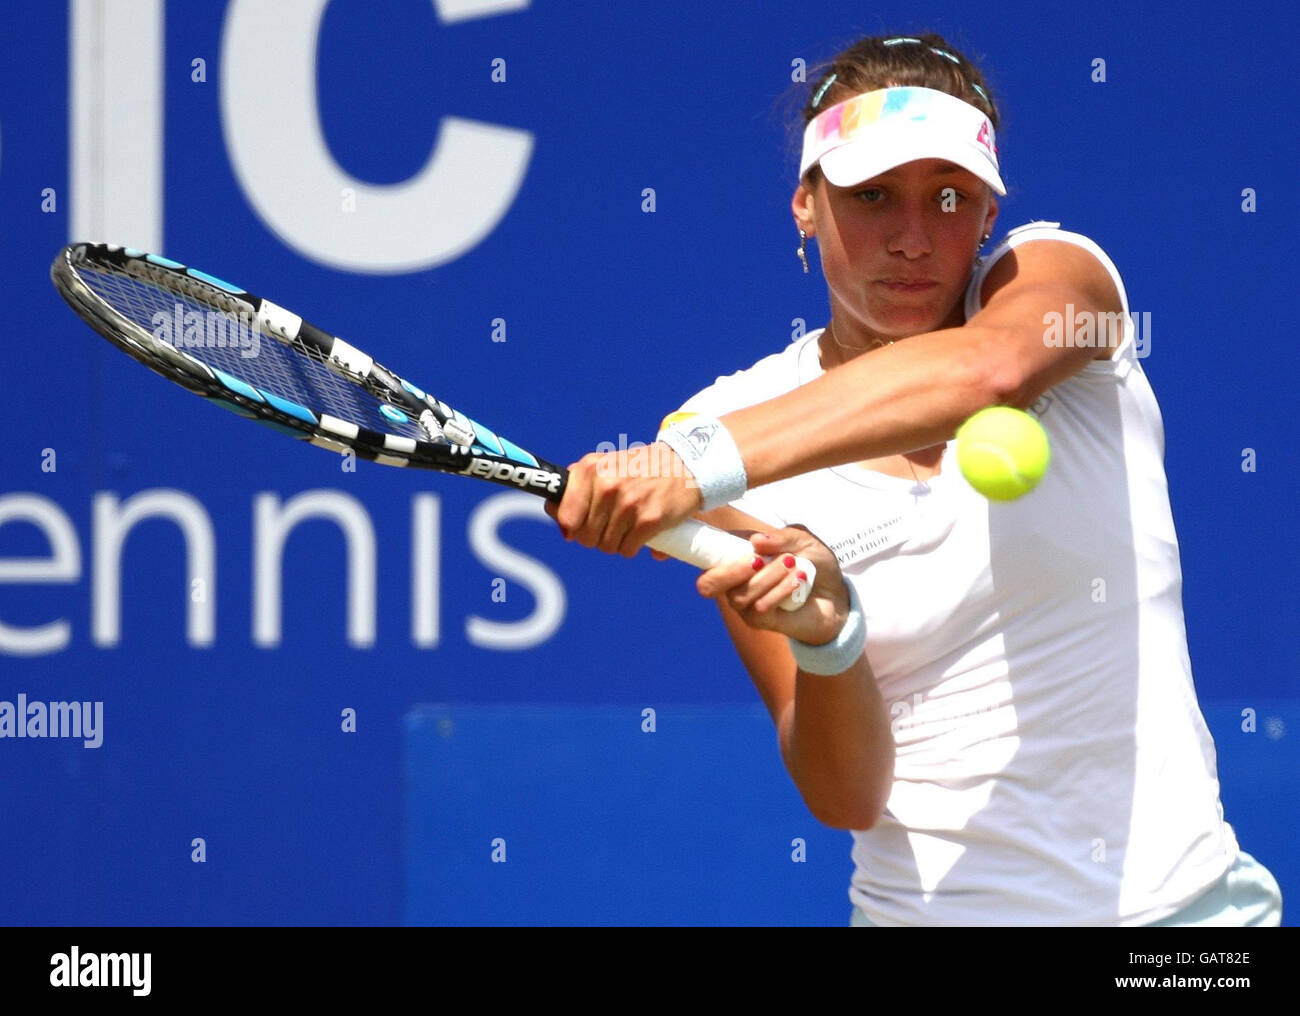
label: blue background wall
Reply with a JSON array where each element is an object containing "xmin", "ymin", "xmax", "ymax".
[{"xmin": 0, "ymin": 0, "xmax": 1294, "ymax": 925}]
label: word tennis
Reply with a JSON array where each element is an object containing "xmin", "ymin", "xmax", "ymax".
[{"xmin": 151, "ymin": 303, "xmax": 260, "ymax": 359}]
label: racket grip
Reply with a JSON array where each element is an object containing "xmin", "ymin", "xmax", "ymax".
[{"xmin": 647, "ymin": 519, "xmax": 815, "ymax": 611}]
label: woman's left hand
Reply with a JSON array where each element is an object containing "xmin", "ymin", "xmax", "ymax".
[
  {"xmin": 696, "ymin": 527, "xmax": 851, "ymax": 647},
  {"xmin": 546, "ymin": 442, "xmax": 703, "ymax": 556}
]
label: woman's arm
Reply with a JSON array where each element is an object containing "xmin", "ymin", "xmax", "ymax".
[
  {"xmin": 726, "ymin": 239, "xmax": 1123, "ymax": 486},
  {"xmin": 553, "ymin": 239, "xmax": 1123, "ymax": 554},
  {"xmin": 697, "ymin": 506, "xmax": 895, "ymax": 830}
]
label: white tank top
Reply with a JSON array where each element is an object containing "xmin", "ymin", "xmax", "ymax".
[{"xmin": 676, "ymin": 222, "xmax": 1238, "ymax": 925}]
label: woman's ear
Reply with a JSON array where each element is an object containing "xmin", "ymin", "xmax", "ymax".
[
  {"xmin": 791, "ymin": 179, "xmax": 817, "ymax": 237},
  {"xmin": 982, "ymin": 192, "xmax": 999, "ymax": 242}
]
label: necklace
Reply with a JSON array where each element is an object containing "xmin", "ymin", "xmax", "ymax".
[
  {"xmin": 906, "ymin": 460, "xmax": 930, "ymax": 497},
  {"xmin": 822, "ymin": 324, "xmax": 931, "ymax": 497},
  {"xmin": 897, "ymin": 445, "xmax": 930, "ymax": 496},
  {"xmin": 826, "ymin": 321, "xmax": 894, "ymax": 355}
]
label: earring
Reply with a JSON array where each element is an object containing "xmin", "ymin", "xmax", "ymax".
[
  {"xmin": 980, "ymin": 232, "xmax": 991, "ymax": 245},
  {"xmin": 797, "ymin": 230, "xmax": 809, "ymax": 274}
]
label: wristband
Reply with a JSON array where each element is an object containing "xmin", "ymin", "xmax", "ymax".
[
  {"xmin": 787, "ymin": 580, "xmax": 867, "ymax": 675},
  {"xmin": 656, "ymin": 415, "xmax": 748, "ymax": 511}
]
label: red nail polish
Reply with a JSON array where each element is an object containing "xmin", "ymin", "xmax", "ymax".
[
  {"xmin": 783, "ymin": 555, "xmax": 796, "ymax": 568},
  {"xmin": 751, "ymin": 556, "xmax": 764, "ymax": 571},
  {"xmin": 796, "ymin": 570, "xmax": 807, "ymax": 582}
]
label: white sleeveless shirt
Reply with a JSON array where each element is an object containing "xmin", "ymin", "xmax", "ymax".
[{"xmin": 675, "ymin": 222, "xmax": 1238, "ymax": 925}]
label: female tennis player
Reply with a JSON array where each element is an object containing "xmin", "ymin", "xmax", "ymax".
[{"xmin": 551, "ymin": 32, "xmax": 1282, "ymax": 927}]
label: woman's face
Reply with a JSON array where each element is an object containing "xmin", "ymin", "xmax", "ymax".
[{"xmin": 794, "ymin": 158, "xmax": 998, "ymax": 342}]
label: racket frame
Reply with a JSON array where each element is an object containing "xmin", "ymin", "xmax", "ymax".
[{"xmin": 51, "ymin": 242, "xmax": 814, "ymax": 608}]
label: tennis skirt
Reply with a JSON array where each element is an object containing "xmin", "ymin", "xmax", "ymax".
[{"xmin": 848, "ymin": 850, "xmax": 1283, "ymax": 927}]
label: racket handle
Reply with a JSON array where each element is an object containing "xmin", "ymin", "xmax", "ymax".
[{"xmin": 647, "ymin": 519, "xmax": 815, "ymax": 611}]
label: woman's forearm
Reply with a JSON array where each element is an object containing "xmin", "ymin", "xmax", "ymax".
[
  {"xmin": 723, "ymin": 324, "xmax": 1015, "ymax": 488},
  {"xmin": 779, "ymin": 656, "xmax": 896, "ymax": 830}
]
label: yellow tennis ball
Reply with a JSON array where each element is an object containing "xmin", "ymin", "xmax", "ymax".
[
  {"xmin": 956, "ymin": 407, "xmax": 1051, "ymax": 501},
  {"xmin": 658, "ymin": 410, "xmax": 697, "ymax": 434}
]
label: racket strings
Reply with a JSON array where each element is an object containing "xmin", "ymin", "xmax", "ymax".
[
  {"xmin": 123, "ymin": 255, "xmax": 246, "ymax": 318},
  {"xmin": 76, "ymin": 262, "xmax": 429, "ymax": 442},
  {"xmin": 293, "ymin": 338, "xmax": 408, "ymax": 410}
]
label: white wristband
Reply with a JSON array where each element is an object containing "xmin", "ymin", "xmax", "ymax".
[
  {"xmin": 656, "ymin": 415, "xmax": 748, "ymax": 511},
  {"xmin": 787, "ymin": 581, "xmax": 867, "ymax": 676}
]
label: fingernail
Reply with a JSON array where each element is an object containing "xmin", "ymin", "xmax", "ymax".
[
  {"xmin": 751, "ymin": 557, "xmax": 764, "ymax": 571},
  {"xmin": 783, "ymin": 555, "xmax": 796, "ymax": 568},
  {"xmin": 796, "ymin": 570, "xmax": 807, "ymax": 582}
]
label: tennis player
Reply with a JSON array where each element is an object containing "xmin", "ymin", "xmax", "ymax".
[{"xmin": 552, "ymin": 33, "xmax": 1283, "ymax": 926}]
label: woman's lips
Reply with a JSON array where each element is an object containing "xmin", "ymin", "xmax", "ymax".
[{"xmin": 878, "ymin": 280, "xmax": 939, "ymax": 293}]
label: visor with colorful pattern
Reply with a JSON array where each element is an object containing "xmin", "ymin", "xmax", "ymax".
[{"xmin": 800, "ymin": 86, "xmax": 1005, "ymax": 196}]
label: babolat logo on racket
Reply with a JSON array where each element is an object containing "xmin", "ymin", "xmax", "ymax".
[{"xmin": 457, "ymin": 458, "xmax": 562, "ymax": 493}]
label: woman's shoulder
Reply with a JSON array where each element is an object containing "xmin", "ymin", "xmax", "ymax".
[
  {"xmin": 965, "ymin": 220, "xmax": 1136, "ymax": 360},
  {"xmin": 674, "ymin": 331, "xmax": 822, "ymax": 418},
  {"xmin": 972, "ymin": 221, "xmax": 1126, "ymax": 295},
  {"xmin": 976, "ymin": 220, "xmax": 1124, "ymax": 283}
]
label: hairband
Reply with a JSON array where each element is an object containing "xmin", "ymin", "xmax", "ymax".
[
  {"xmin": 811, "ymin": 73, "xmax": 838, "ymax": 108},
  {"xmin": 882, "ymin": 36, "xmax": 958, "ymax": 63},
  {"xmin": 811, "ymin": 38, "xmax": 990, "ymax": 111}
]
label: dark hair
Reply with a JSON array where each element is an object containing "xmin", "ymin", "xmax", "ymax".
[{"xmin": 796, "ymin": 32, "xmax": 1001, "ymax": 184}]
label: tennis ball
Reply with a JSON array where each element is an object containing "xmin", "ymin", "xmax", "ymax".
[{"xmin": 955, "ymin": 406, "xmax": 1051, "ymax": 501}]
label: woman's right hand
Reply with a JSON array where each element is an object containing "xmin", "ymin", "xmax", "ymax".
[{"xmin": 696, "ymin": 526, "xmax": 852, "ymax": 647}]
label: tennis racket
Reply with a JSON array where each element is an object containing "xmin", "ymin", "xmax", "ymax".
[{"xmin": 50, "ymin": 243, "xmax": 813, "ymax": 609}]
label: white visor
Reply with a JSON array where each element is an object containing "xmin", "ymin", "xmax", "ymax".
[{"xmin": 800, "ymin": 86, "xmax": 1005, "ymax": 196}]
